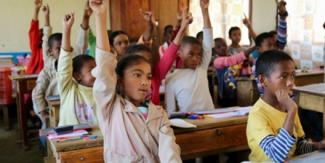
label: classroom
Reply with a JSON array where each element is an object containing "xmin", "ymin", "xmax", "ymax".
[{"xmin": 0, "ymin": 0, "xmax": 325, "ymax": 162}]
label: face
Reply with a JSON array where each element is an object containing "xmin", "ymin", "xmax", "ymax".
[
  {"xmin": 179, "ymin": 43, "xmax": 202, "ymax": 69},
  {"xmin": 270, "ymin": 34, "xmax": 277, "ymax": 48},
  {"xmin": 214, "ymin": 39, "xmax": 228, "ymax": 56},
  {"xmin": 230, "ymin": 30, "xmax": 241, "ymax": 45},
  {"xmin": 74, "ymin": 60, "xmax": 96, "ymax": 87},
  {"xmin": 259, "ymin": 38, "xmax": 272, "ymax": 53},
  {"xmin": 260, "ymin": 60, "xmax": 295, "ymax": 97},
  {"xmin": 165, "ymin": 28, "xmax": 173, "ymax": 43},
  {"xmin": 122, "ymin": 62, "xmax": 152, "ymax": 106},
  {"xmin": 49, "ymin": 40, "xmax": 62, "ymax": 59},
  {"xmin": 197, "ymin": 35, "xmax": 203, "ymax": 44},
  {"xmin": 113, "ymin": 34, "xmax": 129, "ymax": 56}
]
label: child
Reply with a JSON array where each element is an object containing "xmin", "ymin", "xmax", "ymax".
[
  {"xmin": 246, "ymin": 50, "xmax": 325, "ymax": 162},
  {"xmin": 165, "ymin": 0, "xmax": 214, "ymax": 113},
  {"xmin": 32, "ymin": 2, "xmax": 91, "ymax": 128},
  {"xmin": 90, "ymin": 0, "xmax": 181, "ymax": 162},
  {"xmin": 213, "ymin": 38, "xmax": 253, "ymax": 107},
  {"xmin": 57, "ymin": 13, "xmax": 97, "ymax": 126},
  {"xmin": 250, "ymin": 32, "xmax": 272, "ymax": 63},
  {"xmin": 26, "ymin": 0, "xmax": 44, "ymax": 74},
  {"xmin": 159, "ymin": 25, "xmax": 174, "ymax": 58},
  {"xmin": 124, "ymin": 11, "xmax": 192, "ymax": 105}
]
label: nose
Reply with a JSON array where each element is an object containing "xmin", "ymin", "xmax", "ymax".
[{"xmin": 287, "ymin": 75, "xmax": 295, "ymax": 88}]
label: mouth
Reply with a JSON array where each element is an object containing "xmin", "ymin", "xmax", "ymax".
[{"xmin": 138, "ymin": 88, "xmax": 149, "ymax": 94}]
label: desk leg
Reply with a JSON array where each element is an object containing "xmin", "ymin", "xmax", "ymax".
[{"xmin": 16, "ymin": 82, "xmax": 28, "ymax": 149}]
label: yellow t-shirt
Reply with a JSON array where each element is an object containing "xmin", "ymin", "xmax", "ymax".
[{"xmin": 246, "ymin": 98, "xmax": 305, "ymax": 162}]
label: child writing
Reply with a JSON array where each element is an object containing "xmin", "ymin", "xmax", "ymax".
[
  {"xmin": 90, "ymin": 0, "xmax": 181, "ymax": 162},
  {"xmin": 124, "ymin": 9, "xmax": 192, "ymax": 105},
  {"xmin": 165, "ymin": 0, "xmax": 214, "ymax": 113},
  {"xmin": 57, "ymin": 12, "xmax": 97, "ymax": 126},
  {"xmin": 247, "ymin": 50, "xmax": 325, "ymax": 162}
]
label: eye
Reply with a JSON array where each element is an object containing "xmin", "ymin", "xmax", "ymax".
[
  {"xmin": 133, "ymin": 72, "xmax": 142, "ymax": 78},
  {"xmin": 147, "ymin": 74, "xmax": 152, "ymax": 80}
]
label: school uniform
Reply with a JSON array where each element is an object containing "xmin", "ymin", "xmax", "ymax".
[{"xmin": 92, "ymin": 48, "xmax": 181, "ymax": 163}]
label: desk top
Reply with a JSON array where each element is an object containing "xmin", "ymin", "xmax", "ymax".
[
  {"xmin": 293, "ymin": 83, "xmax": 325, "ymax": 96},
  {"xmin": 295, "ymin": 69, "xmax": 324, "ymax": 77},
  {"xmin": 10, "ymin": 74, "xmax": 38, "ymax": 80},
  {"xmin": 289, "ymin": 151, "xmax": 325, "ymax": 163}
]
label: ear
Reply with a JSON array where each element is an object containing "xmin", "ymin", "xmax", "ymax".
[
  {"xmin": 258, "ymin": 74, "xmax": 267, "ymax": 88},
  {"xmin": 47, "ymin": 48, "xmax": 52, "ymax": 56},
  {"xmin": 73, "ymin": 72, "xmax": 82, "ymax": 83}
]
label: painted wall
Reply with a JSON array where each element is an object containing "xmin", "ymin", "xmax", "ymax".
[{"xmin": 251, "ymin": 0, "xmax": 277, "ymax": 35}]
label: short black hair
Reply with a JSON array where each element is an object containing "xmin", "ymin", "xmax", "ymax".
[
  {"xmin": 109, "ymin": 30, "xmax": 128, "ymax": 46},
  {"xmin": 181, "ymin": 36, "xmax": 201, "ymax": 47},
  {"xmin": 255, "ymin": 32, "xmax": 272, "ymax": 47},
  {"xmin": 228, "ymin": 26, "xmax": 241, "ymax": 36},
  {"xmin": 214, "ymin": 37, "xmax": 226, "ymax": 44},
  {"xmin": 116, "ymin": 54, "xmax": 151, "ymax": 77},
  {"xmin": 48, "ymin": 33, "xmax": 62, "ymax": 49},
  {"xmin": 255, "ymin": 50, "xmax": 294, "ymax": 77},
  {"xmin": 269, "ymin": 30, "xmax": 277, "ymax": 36},
  {"xmin": 125, "ymin": 44, "xmax": 152, "ymax": 56},
  {"xmin": 72, "ymin": 55, "xmax": 95, "ymax": 74},
  {"xmin": 196, "ymin": 31, "xmax": 203, "ymax": 40}
]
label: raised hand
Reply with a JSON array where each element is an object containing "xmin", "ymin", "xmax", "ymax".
[
  {"xmin": 63, "ymin": 12, "xmax": 75, "ymax": 30},
  {"xmin": 34, "ymin": 0, "xmax": 42, "ymax": 10},
  {"xmin": 89, "ymin": 0, "xmax": 108, "ymax": 15},
  {"xmin": 84, "ymin": 0, "xmax": 93, "ymax": 19},
  {"xmin": 200, "ymin": 0, "xmax": 209, "ymax": 10},
  {"xmin": 278, "ymin": 0, "xmax": 287, "ymax": 16},
  {"xmin": 242, "ymin": 14, "xmax": 251, "ymax": 27},
  {"xmin": 42, "ymin": 4, "xmax": 50, "ymax": 17},
  {"xmin": 180, "ymin": 10, "xmax": 193, "ymax": 31}
]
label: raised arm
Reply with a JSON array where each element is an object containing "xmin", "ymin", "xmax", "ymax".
[
  {"xmin": 28, "ymin": 0, "xmax": 42, "ymax": 61},
  {"xmin": 90, "ymin": 0, "xmax": 117, "ymax": 122},
  {"xmin": 200, "ymin": 0, "xmax": 213, "ymax": 69},
  {"xmin": 276, "ymin": 0, "xmax": 288, "ymax": 50},
  {"xmin": 243, "ymin": 16, "xmax": 257, "ymax": 41},
  {"xmin": 57, "ymin": 13, "xmax": 75, "ymax": 96},
  {"xmin": 75, "ymin": 0, "xmax": 92, "ymax": 56},
  {"xmin": 141, "ymin": 11, "xmax": 155, "ymax": 44},
  {"xmin": 41, "ymin": 4, "xmax": 53, "ymax": 66}
]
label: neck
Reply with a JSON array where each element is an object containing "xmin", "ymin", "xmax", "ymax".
[
  {"xmin": 230, "ymin": 43, "xmax": 240, "ymax": 48},
  {"xmin": 261, "ymin": 93, "xmax": 284, "ymax": 112}
]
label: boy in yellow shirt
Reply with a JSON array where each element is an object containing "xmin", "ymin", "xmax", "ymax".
[{"xmin": 247, "ymin": 50, "xmax": 325, "ymax": 162}]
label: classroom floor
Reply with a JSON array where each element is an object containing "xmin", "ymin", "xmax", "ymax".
[{"xmin": 0, "ymin": 118, "xmax": 43, "ymax": 163}]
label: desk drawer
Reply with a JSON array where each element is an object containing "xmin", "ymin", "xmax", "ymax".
[
  {"xmin": 176, "ymin": 124, "xmax": 247, "ymax": 157},
  {"xmin": 59, "ymin": 146, "xmax": 103, "ymax": 163}
]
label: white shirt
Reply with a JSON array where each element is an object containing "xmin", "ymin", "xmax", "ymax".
[{"xmin": 165, "ymin": 28, "xmax": 214, "ymax": 114}]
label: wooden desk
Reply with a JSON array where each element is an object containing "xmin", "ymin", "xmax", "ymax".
[
  {"xmin": 10, "ymin": 74, "xmax": 38, "ymax": 148},
  {"xmin": 47, "ymin": 96, "xmax": 60, "ymax": 128},
  {"xmin": 295, "ymin": 69, "xmax": 324, "ymax": 86},
  {"xmin": 293, "ymin": 83, "xmax": 325, "ymax": 137},
  {"xmin": 47, "ymin": 115, "xmax": 248, "ymax": 162}
]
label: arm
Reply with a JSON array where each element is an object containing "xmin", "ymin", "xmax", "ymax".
[
  {"xmin": 32, "ymin": 69, "xmax": 50, "ymax": 119},
  {"xmin": 41, "ymin": 4, "xmax": 53, "ymax": 66},
  {"xmin": 213, "ymin": 52, "xmax": 247, "ymax": 69},
  {"xmin": 57, "ymin": 13, "xmax": 75, "ymax": 96},
  {"xmin": 276, "ymin": 0, "xmax": 288, "ymax": 50},
  {"xmin": 75, "ymin": 1, "xmax": 92, "ymax": 56},
  {"xmin": 200, "ymin": 0, "xmax": 213, "ymax": 69},
  {"xmin": 141, "ymin": 11, "xmax": 155, "ymax": 43},
  {"xmin": 29, "ymin": 0, "xmax": 42, "ymax": 56},
  {"xmin": 165, "ymin": 81, "xmax": 177, "ymax": 114},
  {"xmin": 158, "ymin": 112, "xmax": 182, "ymax": 162},
  {"xmin": 243, "ymin": 17, "xmax": 257, "ymax": 41}
]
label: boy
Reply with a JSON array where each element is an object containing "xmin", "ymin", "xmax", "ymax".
[
  {"xmin": 247, "ymin": 50, "xmax": 325, "ymax": 162},
  {"xmin": 165, "ymin": 0, "xmax": 214, "ymax": 114}
]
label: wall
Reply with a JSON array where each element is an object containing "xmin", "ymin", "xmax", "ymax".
[{"xmin": 0, "ymin": 0, "xmax": 277, "ymax": 53}]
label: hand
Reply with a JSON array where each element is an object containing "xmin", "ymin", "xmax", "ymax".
[
  {"xmin": 34, "ymin": 0, "xmax": 42, "ymax": 10},
  {"xmin": 278, "ymin": 0, "xmax": 287, "ymax": 16},
  {"xmin": 180, "ymin": 10, "xmax": 193, "ymax": 31},
  {"xmin": 42, "ymin": 4, "xmax": 50, "ymax": 16},
  {"xmin": 200, "ymin": 0, "xmax": 209, "ymax": 10},
  {"xmin": 275, "ymin": 89, "xmax": 297, "ymax": 114},
  {"xmin": 63, "ymin": 12, "xmax": 75, "ymax": 30},
  {"xmin": 84, "ymin": 0, "xmax": 93, "ymax": 19},
  {"xmin": 89, "ymin": 0, "xmax": 108, "ymax": 15},
  {"xmin": 242, "ymin": 17, "xmax": 251, "ymax": 27}
]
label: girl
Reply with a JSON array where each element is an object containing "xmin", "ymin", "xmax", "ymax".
[
  {"xmin": 57, "ymin": 13, "xmax": 97, "ymax": 126},
  {"xmin": 90, "ymin": 0, "xmax": 181, "ymax": 162}
]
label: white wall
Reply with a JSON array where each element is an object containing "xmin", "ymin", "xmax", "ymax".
[{"xmin": 252, "ymin": 0, "xmax": 277, "ymax": 35}]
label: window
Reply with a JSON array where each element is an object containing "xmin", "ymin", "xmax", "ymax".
[
  {"xmin": 286, "ymin": 0, "xmax": 325, "ymax": 68},
  {"xmin": 189, "ymin": 0, "xmax": 251, "ymax": 45}
]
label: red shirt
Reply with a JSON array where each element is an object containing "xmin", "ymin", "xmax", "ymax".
[{"xmin": 26, "ymin": 20, "xmax": 44, "ymax": 74}]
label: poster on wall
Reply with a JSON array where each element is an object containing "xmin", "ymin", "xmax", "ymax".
[{"xmin": 312, "ymin": 45, "xmax": 324, "ymax": 62}]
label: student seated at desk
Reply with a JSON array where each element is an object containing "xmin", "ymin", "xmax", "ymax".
[
  {"xmin": 91, "ymin": 0, "xmax": 181, "ymax": 162},
  {"xmin": 246, "ymin": 50, "xmax": 325, "ymax": 163},
  {"xmin": 57, "ymin": 12, "xmax": 97, "ymax": 126},
  {"xmin": 165, "ymin": 0, "xmax": 214, "ymax": 114}
]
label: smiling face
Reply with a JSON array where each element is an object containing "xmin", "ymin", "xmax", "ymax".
[
  {"xmin": 179, "ymin": 42, "xmax": 202, "ymax": 69},
  {"xmin": 121, "ymin": 61, "xmax": 152, "ymax": 106}
]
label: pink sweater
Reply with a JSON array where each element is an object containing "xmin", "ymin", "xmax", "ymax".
[
  {"xmin": 151, "ymin": 43, "xmax": 180, "ymax": 105},
  {"xmin": 213, "ymin": 52, "xmax": 247, "ymax": 69}
]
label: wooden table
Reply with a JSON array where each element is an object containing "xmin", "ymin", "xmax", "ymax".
[
  {"xmin": 294, "ymin": 69, "xmax": 324, "ymax": 86},
  {"xmin": 293, "ymin": 83, "xmax": 325, "ymax": 137},
  {"xmin": 47, "ymin": 115, "xmax": 248, "ymax": 162},
  {"xmin": 47, "ymin": 96, "xmax": 60, "ymax": 128},
  {"xmin": 10, "ymin": 74, "xmax": 38, "ymax": 148}
]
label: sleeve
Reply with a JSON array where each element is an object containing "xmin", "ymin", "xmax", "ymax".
[
  {"xmin": 57, "ymin": 49, "xmax": 74, "ymax": 97},
  {"xmin": 42, "ymin": 25, "xmax": 53, "ymax": 66},
  {"xmin": 74, "ymin": 25, "xmax": 89, "ymax": 57},
  {"xmin": 158, "ymin": 111, "xmax": 182, "ymax": 163},
  {"xmin": 200, "ymin": 28, "xmax": 213, "ymax": 69},
  {"xmin": 29, "ymin": 20, "xmax": 40, "ymax": 52},
  {"xmin": 213, "ymin": 52, "xmax": 247, "ymax": 69},
  {"xmin": 259, "ymin": 128, "xmax": 296, "ymax": 163},
  {"xmin": 155, "ymin": 43, "xmax": 180, "ymax": 81},
  {"xmin": 32, "ymin": 69, "xmax": 50, "ymax": 114},
  {"xmin": 165, "ymin": 80, "xmax": 177, "ymax": 115},
  {"xmin": 91, "ymin": 48, "xmax": 118, "ymax": 123},
  {"xmin": 276, "ymin": 15, "xmax": 287, "ymax": 50},
  {"xmin": 88, "ymin": 29, "xmax": 96, "ymax": 57}
]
